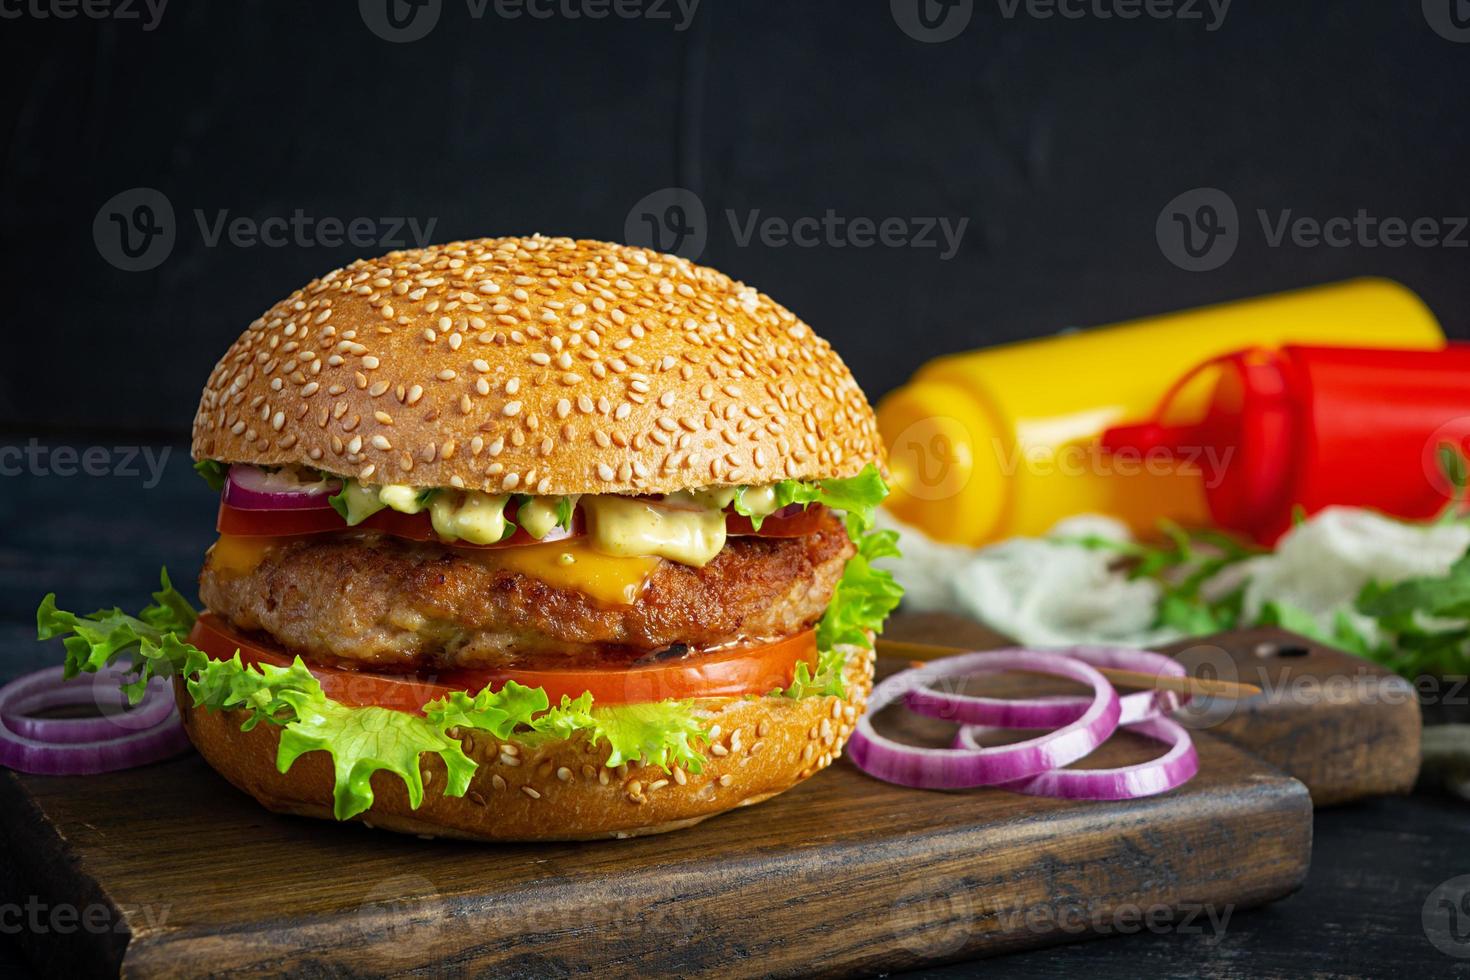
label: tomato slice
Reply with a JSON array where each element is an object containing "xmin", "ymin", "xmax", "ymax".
[
  {"xmin": 185, "ymin": 613, "xmax": 818, "ymax": 712},
  {"xmin": 217, "ymin": 499, "xmax": 828, "ymax": 541}
]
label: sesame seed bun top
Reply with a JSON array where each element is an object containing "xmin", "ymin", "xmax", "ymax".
[{"xmin": 191, "ymin": 236, "xmax": 884, "ymax": 495}]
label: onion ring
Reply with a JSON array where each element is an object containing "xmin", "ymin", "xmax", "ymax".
[
  {"xmin": 0, "ymin": 666, "xmax": 192, "ymax": 775},
  {"xmin": 955, "ymin": 715, "xmax": 1199, "ymax": 800},
  {"xmin": 905, "ymin": 646, "xmax": 1188, "ymax": 728},
  {"xmin": 847, "ymin": 650, "xmax": 1121, "ymax": 789}
]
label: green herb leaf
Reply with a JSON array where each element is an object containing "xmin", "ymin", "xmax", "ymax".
[
  {"xmin": 554, "ymin": 496, "xmax": 576, "ymax": 530},
  {"xmin": 1356, "ymin": 551, "xmax": 1470, "ymax": 622}
]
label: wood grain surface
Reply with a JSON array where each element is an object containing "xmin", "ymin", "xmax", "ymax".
[
  {"xmin": 886, "ymin": 615, "xmax": 1422, "ymax": 806},
  {"xmin": 0, "ymin": 624, "xmax": 1325, "ymax": 979}
]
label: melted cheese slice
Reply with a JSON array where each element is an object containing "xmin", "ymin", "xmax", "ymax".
[
  {"xmin": 470, "ymin": 540, "xmax": 660, "ymax": 606},
  {"xmin": 208, "ymin": 535, "xmax": 283, "ymax": 575}
]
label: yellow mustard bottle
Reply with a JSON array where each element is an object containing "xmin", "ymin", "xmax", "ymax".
[{"xmin": 877, "ymin": 278, "xmax": 1444, "ymax": 545}]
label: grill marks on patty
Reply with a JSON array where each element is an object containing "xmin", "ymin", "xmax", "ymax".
[{"xmin": 198, "ymin": 511, "xmax": 854, "ymax": 672}]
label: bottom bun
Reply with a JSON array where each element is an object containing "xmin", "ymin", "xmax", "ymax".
[{"xmin": 177, "ymin": 646, "xmax": 875, "ymax": 841}]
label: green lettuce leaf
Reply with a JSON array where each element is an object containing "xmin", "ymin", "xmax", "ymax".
[
  {"xmin": 529, "ymin": 692, "xmax": 597, "ymax": 741},
  {"xmin": 778, "ymin": 645, "xmax": 853, "ymax": 700},
  {"xmin": 38, "ymin": 569, "xmax": 198, "ymax": 698},
  {"xmin": 816, "ymin": 529, "xmax": 904, "ymax": 652},
  {"xmin": 772, "ymin": 529, "xmax": 904, "ymax": 700},
  {"xmin": 193, "ymin": 459, "xmax": 229, "ymax": 493},
  {"xmin": 184, "ymin": 653, "xmax": 317, "ymax": 730},
  {"xmin": 38, "ymin": 575, "xmax": 717, "ymax": 818},
  {"xmin": 276, "ymin": 688, "xmax": 476, "ymax": 820},
  {"xmin": 588, "ymin": 701, "xmax": 708, "ymax": 772},
  {"xmin": 744, "ymin": 463, "xmax": 890, "ymax": 537},
  {"xmin": 423, "ymin": 680, "xmax": 550, "ymax": 740}
]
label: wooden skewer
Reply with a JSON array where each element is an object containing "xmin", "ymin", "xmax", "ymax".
[{"xmin": 875, "ymin": 639, "xmax": 1262, "ymax": 700}]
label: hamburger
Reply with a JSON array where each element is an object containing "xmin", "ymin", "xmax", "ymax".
[{"xmin": 39, "ymin": 236, "xmax": 902, "ymax": 840}]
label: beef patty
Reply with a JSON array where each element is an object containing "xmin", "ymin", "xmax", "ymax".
[{"xmin": 199, "ymin": 510, "xmax": 854, "ymax": 671}]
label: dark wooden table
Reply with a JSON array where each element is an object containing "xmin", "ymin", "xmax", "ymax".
[{"xmin": 2, "ymin": 442, "xmax": 1467, "ymax": 978}]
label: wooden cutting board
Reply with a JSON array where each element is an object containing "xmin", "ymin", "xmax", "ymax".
[{"xmin": 0, "ymin": 622, "xmax": 1419, "ymax": 978}]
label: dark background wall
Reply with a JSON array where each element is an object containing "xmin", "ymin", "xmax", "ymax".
[{"xmin": 1, "ymin": 0, "xmax": 1467, "ymax": 438}]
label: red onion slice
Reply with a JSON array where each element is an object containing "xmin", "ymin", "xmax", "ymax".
[
  {"xmin": 223, "ymin": 464, "xmax": 341, "ymax": 511},
  {"xmin": 847, "ymin": 650, "xmax": 1121, "ymax": 789},
  {"xmin": 905, "ymin": 646, "xmax": 1188, "ymax": 728},
  {"xmin": 2, "ymin": 669, "xmax": 174, "ymax": 743},
  {"xmin": 0, "ymin": 667, "xmax": 192, "ymax": 775},
  {"xmin": 955, "ymin": 716, "xmax": 1199, "ymax": 800}
]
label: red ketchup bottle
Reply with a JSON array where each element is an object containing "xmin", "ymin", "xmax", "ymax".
[{"xmin": 1100, "ymin": 344, "xmax": 1470, "ymax": 543}]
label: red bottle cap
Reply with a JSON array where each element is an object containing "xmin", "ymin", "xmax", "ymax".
[{"xmin": 1100, "ymin": 349, "xmax": 1299, "ymax": 540}]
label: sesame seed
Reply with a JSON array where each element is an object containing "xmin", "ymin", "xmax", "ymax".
[{"xmin": 521, "ymin": 786, "xmax": 541, "ymax": 799}]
